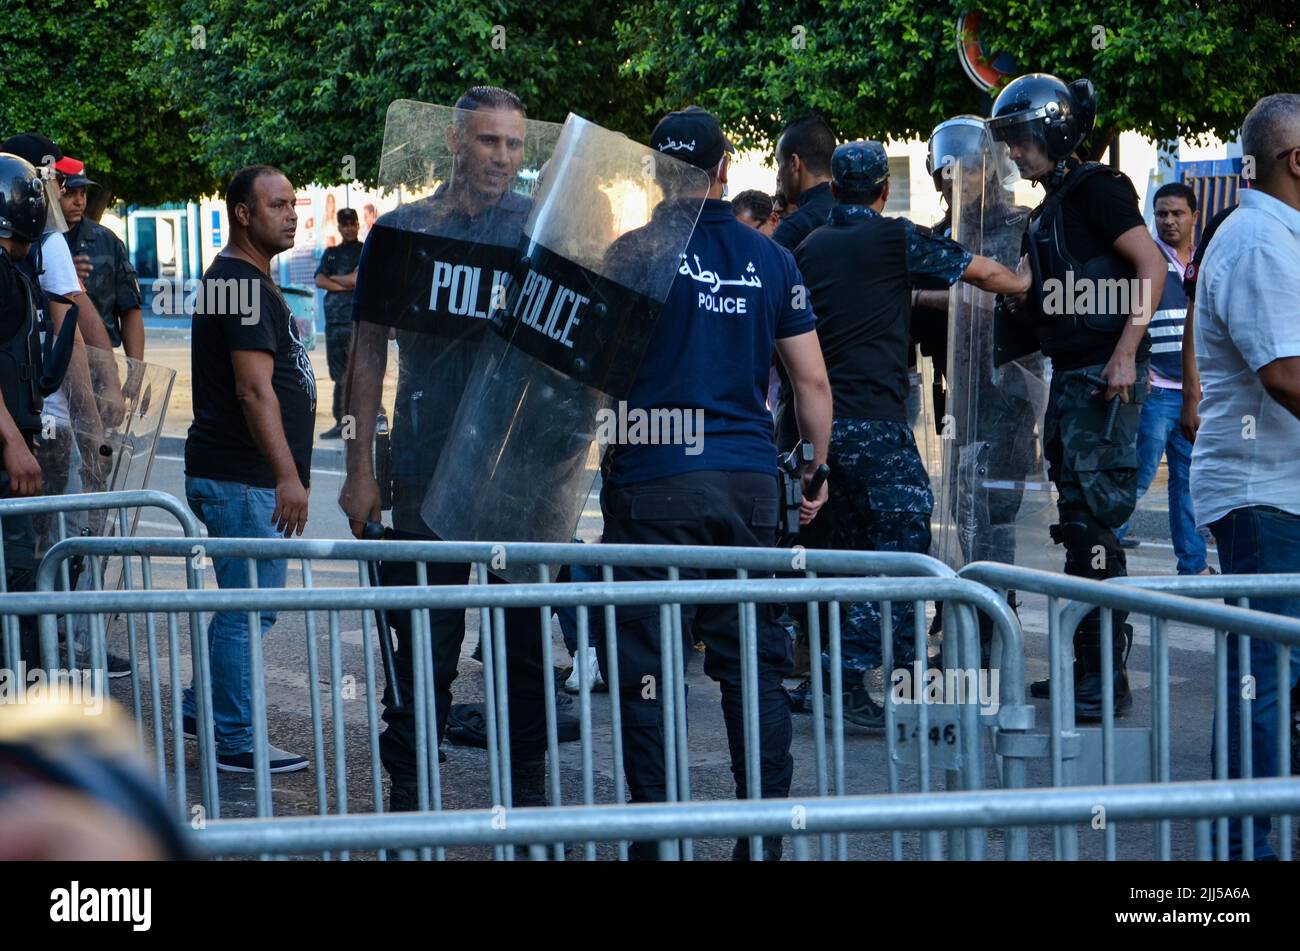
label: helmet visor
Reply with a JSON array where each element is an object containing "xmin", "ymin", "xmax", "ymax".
[
  {"xmin": 988, "ymin": 113, "xmax": 1050, "ymax": 154},
  {"xmin": 39, "ymin": 168, "xmax": 67, "ymax": 235},
  {"xmin": 928, "ymin": 121, "xmax": 988, "ymax": 179}
]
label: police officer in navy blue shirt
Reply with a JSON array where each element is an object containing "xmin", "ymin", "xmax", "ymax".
[
  {"xmin": 771, "ymin": 116, "xmax": 838, "ymax": 253},
  {"xmin": 790, "ymin": 141, "xmax": 1031, "ymax": 727},
  {"xmin": 600, "ymin": 106, "xmax": 833, "ymax": 861},
  {"xmin": 768, "ymin": 115, "xmax": 840, "ymax": 662},
  {"xmin": 769, "ymin": 116, "xmax": 838, "ymax": 457}
]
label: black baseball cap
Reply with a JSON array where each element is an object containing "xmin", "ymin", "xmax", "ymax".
[
  {"xmin": 56, "ymin": 154, "xmax": 97, "ymax": 190},
  {"xmin": 1, "ymin": 132, "xmax": 63, "ymax": 170},
  {"xmin": 337, "ymin": 207, "xmax": 358, "ymax": 224},
  {"xmin": 650, "ymin": 106, "xmax": 735, "ymax": 170}
]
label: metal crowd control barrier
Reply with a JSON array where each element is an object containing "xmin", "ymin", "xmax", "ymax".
[
  {"xmin": 959, "ymin": 562, "xmax": 1300, "ymax": 862},
  {"xmin": 15, "ymin": 545, "xmax": 1026, "ymax": 860},
  {"xmin": 0, "ymin": 490, "xmax": 213, "ymax": 818},
  {"xmin": 0, "ymin": 490, "xmax": 202, "ymax": 665},
  {"xmin": 1068, "ymin": 573, "xmax": 1300, "ymax": 863},
  {"xmin": 192, "ymin": 776, "xmax": 1300, "ymax": 861}
]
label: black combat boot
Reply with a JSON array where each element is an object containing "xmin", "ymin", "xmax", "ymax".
[
  {"xmin": 511, "ymin": 756, "xmax": 548, "ymax": 808},
  {"xmin": 1073, "ymin": 621, "xmax": 1133, "ymax": 721},
  {"xmin": 388, "ymin": 778, "xmax": 420, "ymax": 812},
  {"xmin": 1029, "ymin": 655, "xmax": 1081, "ymax": 699},
  {"xmin": 789, "ymin": 669, "xmax": 884, "ymax": 729},
  {"xmin": 507, "ymin": 756, "xmax": 551, "ymax": 859},
  {"xmin": 731, "ymin": 835, "xmax": 784, "ymax": 861}
]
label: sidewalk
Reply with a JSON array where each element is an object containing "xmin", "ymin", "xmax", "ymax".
[
  {"xmin": 142, "ymin": 327, "xmax": 1182, "ymax": 546},
  {"xmin": 147, "ymin": 327, "xmax": 345, "ymax": 466}
]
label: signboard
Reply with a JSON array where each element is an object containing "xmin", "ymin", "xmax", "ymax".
[{"xmin": 956, "ymin": 12, "xmax": 1019, "ymax": 92}]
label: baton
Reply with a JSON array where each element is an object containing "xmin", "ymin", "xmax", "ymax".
[
  {"xmin": 1083, "ymin": 374, "xmax": 1123, "ymax": 446},
  {"xmin": 362, "ymin": 520, "xmax": 402, "ymax": 710},
  {"xmin": 806, "ymin": 463, "xmax": 830, "ymax": 500}
]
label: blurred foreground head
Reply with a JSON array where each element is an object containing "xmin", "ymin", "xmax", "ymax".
[{"xmin": 0, "ymin": 685, "xmax": 188, "ymax": 860}]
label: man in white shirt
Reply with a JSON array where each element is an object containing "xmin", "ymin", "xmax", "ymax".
[{"xmin": 1190, "ymin": 93, "xmax": 1300, "ymax": 861}]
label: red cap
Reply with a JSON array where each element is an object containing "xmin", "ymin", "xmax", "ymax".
[{"xmin": 54, "ymin": 156, "xmax": 85, "ymax": 176}]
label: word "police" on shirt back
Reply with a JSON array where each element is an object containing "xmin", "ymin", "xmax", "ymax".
[{"xmin": 679, "ymin": 253, "xmax": 762, "ymax": 316}]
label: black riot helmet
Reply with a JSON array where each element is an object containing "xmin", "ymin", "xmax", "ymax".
[
  {"xmin": 987, "ymin": 74, "xmax": 1097, "ymax": 169},
  {"xmin": 0, "ymin": 153, "xmax": 48, "ymax": 244},
  {"xmin": 926, "ymin": 116, "xmax": 992, "ymax": 191}
]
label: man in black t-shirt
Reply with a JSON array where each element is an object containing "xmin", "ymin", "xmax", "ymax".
[
  {"xmin": 183, "ymin": 164, "xmax": 316, "ymax": 774},
  {"xmin": 989, "ymin": 75, "xmax": 1166, "ymax": 721},
  {"xmin": 771, "ymin": 115, "xmax": 839, "ymax": 457}
]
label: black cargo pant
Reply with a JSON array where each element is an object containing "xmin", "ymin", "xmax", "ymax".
[
  {"xmin": 324, "ymin": 322, "xmax": 353, "ymax": 423},
  {"xmin": 376, "ymin": 482, "xmax": 548, "ymax": 785},
  {"xmin": 0, "ymin": 501, "xmax": 40, "ymax": 667},
  {"xmin": 597, "ymin": 469, "xmax": 794, "ymax": 804}
]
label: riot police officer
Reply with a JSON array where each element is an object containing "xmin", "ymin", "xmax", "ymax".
[
  {"xmin": 790, "ymin": 141, "xmax": 1030, "ymax": 725},
  {"xmin": 0, "ymin": 153, "xmax": 62, "ymax": 665},
  {"xmin": 339, "ymin": 88, "xmax": 555, "ymax": 811},
  {"xmin": 988, "ymin": 74, "xmax": 1167, "ymax": 719},
  {"xmin": 920, "ymin": 117, "xmax": 1045, "ymax": 664},
  {"xmin": 908, "ymin": 119, "xmax": 993, "ymax": 430}
]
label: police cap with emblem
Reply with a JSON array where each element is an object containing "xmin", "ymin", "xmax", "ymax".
[{"xmin": 650, "ymin": 106, "xmax": 735, "ymax": 170}]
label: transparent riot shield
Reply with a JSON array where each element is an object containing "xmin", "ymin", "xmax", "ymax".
[
  {"xmin": 908, "ymin": 345, "xmax": 944, "ymax": 502},
  {"xmin": 34, "ymin": 345, "xmax": 175, "ymax": 593},
  {"xmin": 349, "ymin": 100, "xmax": 562, "ymax": 534},
  {"xmin": 422, "ymin": 115, "xmax": 709, "ymax": 579},
  {"xmin": 934, "ymin": 151, "xmax": 1054, "ymax": 572}
]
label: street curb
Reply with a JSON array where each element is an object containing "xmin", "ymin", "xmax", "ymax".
[{"xmin": 157, "ymin": 435, "xmax": 346, "ymax": 470}]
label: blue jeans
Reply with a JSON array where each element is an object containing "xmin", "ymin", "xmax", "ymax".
[
  {"xmin": 1118, "ymin": 384, "xmax": 1208, "ymax": 574},
  {"xmin": 1208, "ymin": 505, "xmax": 1300, "ymax": 860},
  {"xmin": 181, "ymin": 477, "xmax": 288, "ymax": 756}
]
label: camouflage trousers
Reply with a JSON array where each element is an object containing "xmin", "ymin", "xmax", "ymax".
[
  {"xmin": 1043, "ymin": 362, "xmax": 1147, "ymax": 614},
  {"xmin": 827, "ymin": 417, "xmax": 934, "ymax": 676}
]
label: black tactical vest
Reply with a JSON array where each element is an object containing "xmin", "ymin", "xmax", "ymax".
[
  {"xmin": 1024, "ymin": 162, "xmax": 1136, "ymax": 359},
  {"xmin": 0, "ymin": 252, "xmax": 45, "ymax": 436}
]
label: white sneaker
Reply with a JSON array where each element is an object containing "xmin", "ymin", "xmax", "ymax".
[{"xmin": 564, "ymin": 646, "xmax": 604, "ymax": 693}]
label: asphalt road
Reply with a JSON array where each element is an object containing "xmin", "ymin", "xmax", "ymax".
[{"xmin": 85, "ymin": 450, "xmax": 1261, "ymax": 861}]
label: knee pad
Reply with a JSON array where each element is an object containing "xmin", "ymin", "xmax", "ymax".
[{"xmin": 1056, "ymin": 508, "xmax": 1124, "ymax": 579}]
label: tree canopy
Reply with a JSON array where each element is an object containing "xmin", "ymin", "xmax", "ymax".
[
  {"xmin": 2, "ymin": 1, "xmax": 1293, "ymax": 205},
  {"xmin": 137, "ymin": 0, "xmax": 664, "ymax": 193},
  {"xmin": 0, "ymin": 0, "xmax": 216, "ymax": 207},
  {"xmin": 617, "ymin": 0, "xmax": 1298, "ymax": 152}
]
